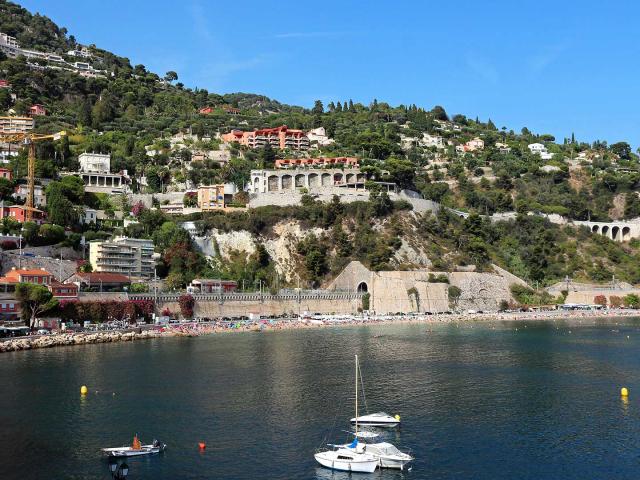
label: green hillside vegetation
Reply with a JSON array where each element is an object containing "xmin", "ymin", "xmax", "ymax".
[{"xmin": 1, "ymin": 0, "xmax": 639, "ymax": 291}]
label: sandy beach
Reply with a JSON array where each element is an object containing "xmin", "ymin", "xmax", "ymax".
[{"xmin": 1, "ymin": 308, "xmax": 638, "ymax": 353}]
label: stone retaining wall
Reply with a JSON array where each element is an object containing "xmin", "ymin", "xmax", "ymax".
[{"xmin": 130, "ymin": 292, "xmax": 364, "ymax": 318}]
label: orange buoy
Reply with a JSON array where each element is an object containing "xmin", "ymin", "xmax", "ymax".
[{"xmin": 198, "ymin": 442, "xmax": 206, "ymax": 450}]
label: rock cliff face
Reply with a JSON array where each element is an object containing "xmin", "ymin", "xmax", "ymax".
[{"xmin": 192, "ymin": 216, "xmax": 435, "ymax": 283}]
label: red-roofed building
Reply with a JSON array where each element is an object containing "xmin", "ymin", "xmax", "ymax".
[
  {"xmin": 199, "ymin": 106, "xmax": 214, "ymax": 115},
  {"xmin": 0, "ymin": 268, "xmax": 55, "ymax": 285},
  {"xmin": 65, "ymin": 272, "xmax": 131, "ymax": 291},
  {"xmin": 221, "ymin": 125, "xmax": 309, "ymax": 151},
  {"xmin": 0, "ymin": 168, "xmax": 11, "ymax": 180},
  {"xmin": 0, "ymin": 80, "xmax": 10, "ymax": 89},
  {"xmin": 0, "ymin": 204, "xmax": 46, "ymax": 224},
  {"xmin": 222, "ymin": 105, "xmax": 241, "ymax": 115},
  {"xmin": 48, "ymin": 281, "xmax": 78, "ymax": 298},
  {"xmin": 0, "ymin": 268, "xmax": 78, "ymax": 298},
  {"xmin": 275, "ymin": 157, "xmax": 359, "ymax": 169},
  {"xmin": 28, "ymin": 104, "xmax": 46, "ymax": 116}
]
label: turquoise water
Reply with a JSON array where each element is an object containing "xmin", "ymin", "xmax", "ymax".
[{"xmin": 1, "ymin": 318, "xmax": 640, "ymax": 479}]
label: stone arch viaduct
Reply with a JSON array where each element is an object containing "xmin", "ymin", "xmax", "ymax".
[
  {"xmin": 249, "ymin": 169, "xmax": 368, "ymax": 193},
  {"xmin": 571, "ymin": 220, "xmax": 640, "ymax": 242}
]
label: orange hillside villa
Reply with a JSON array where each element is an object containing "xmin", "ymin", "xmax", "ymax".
[{"xmin": 221, "ymin": 125, "xmax": 310, "ymax": 150}]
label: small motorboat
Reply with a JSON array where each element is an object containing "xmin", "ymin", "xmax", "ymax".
[
  {"xmin": 350, "ymin": 412, "xmax": 400, "ymax": 428},
  {"xmin": 344, "ymin": 431, "xmax": 414, "ymax": 470},
  {"xmin": 102, "ymin": 435, "xmax": 166, "ymax": 458}
]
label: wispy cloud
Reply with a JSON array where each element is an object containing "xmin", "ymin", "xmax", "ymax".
[
  {"xmin": 192, "ymin": 53, "xmax": 278, "ymax": 90},
  {"xmin": 465, "ymin": 55, "xmax": 499, "ymax": 84},
  {"xmin": 212, "ymin": 55, "xmax": 270, "ymax": 76},
  {"xmin": 272, "ymin": 31, "xmax": 346, "ymax": 39},
  {"xmin": 189, "ymin": 1, "xmax": 212, "ymax": 42},
  {"xmin": 527, "ymin": 43, "xmax": 569, "ymax": 74}
]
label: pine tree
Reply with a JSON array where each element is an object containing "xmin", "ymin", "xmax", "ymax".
[
  {"xmin": 312, "ymin": 99, "xmax": 324, "ymax": 115},
  {"xmin": 78, "ymin": 98, "xmax": 92, "ymax": 127},
  {"xmin": 336, "ymin": 101, "xmax": 342, "ymax": 112},
  {"xmin": 348, "ymin": 99, "xmax": 354, "ymax": 111}
]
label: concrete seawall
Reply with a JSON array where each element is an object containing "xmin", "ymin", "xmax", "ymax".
[{"xmin": 130, "ymin": 291, "xmax": 364, "ymax": 318}]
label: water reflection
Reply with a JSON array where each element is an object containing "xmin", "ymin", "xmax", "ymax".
[{"xmin": 1, "ymin": 320, "xmax": 640, "ymax": 480}]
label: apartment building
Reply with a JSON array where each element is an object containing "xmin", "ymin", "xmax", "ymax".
[
  {"xmin": 0, "ymin": 116, "xmax": 34, "ymax": 134},
  {"xmin": 222, "ymin": 125, "xmax": 310, "ymax": 151},
  {"xmin": 0, "ymin": 33, "xmax": 19, "ymax": 56},
  {"xmin": 197, "ymin": 183, "xmax": 237, "ymax": 211},
  {"xmin": 89, "ymin": 237, "xmax": 156, "ymax": 279}
]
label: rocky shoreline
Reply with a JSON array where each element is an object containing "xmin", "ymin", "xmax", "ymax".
[{"xmin": 0, "ymin": 329, "xmax": 167, "ymax": 353}]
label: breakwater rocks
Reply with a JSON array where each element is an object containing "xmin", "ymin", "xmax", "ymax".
[{"xmin": 0, "ymin": 329, "xmax": 165, "ymax": 353}]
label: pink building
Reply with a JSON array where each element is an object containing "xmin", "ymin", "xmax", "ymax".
[
  {"xmin": 28, "ymin": 104, "xmax": 46, "ymax": 116},
  {"xmin": 221, "ymin": 125, "xmax": 309, "ymax": 151}
]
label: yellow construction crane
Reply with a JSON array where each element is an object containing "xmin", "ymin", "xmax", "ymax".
[{"xmin": 0, "ymin": 130, "xmax": 66, "ymax": 222}]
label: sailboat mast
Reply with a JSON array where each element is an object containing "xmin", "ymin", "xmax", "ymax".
[{"xmin": 355, "ymin": 354, "xmax": 358, "ymax": 434}]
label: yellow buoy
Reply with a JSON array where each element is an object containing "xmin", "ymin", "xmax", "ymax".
[
  {"xmin": 395, "ymin": 414, "xmax": 401, "ymax": 421},
  {"xmin": 621, "ymin": 387, "xmax": 629, "ymax": 397},
  {"xmin": 80, "ymin": 385, "xmax": 88, "ymax": 395}
]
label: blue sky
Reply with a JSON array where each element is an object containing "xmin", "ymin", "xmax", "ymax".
[{"xmin": 18, "ymin": 0, "xmax": 640, "ymax": 147}]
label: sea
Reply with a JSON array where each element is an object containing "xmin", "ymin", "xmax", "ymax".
[{"xmin": 1, "ymin": 318, "xmax": 639, "ymax": 479}]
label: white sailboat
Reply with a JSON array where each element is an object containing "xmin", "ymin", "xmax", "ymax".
[
  {"xmin": 314, "ymin": 355, "xmax": 379, "ymax": 473},
  {"xmin": 345, "ymin": 359, "xmax": 414, "ymax": 469}
]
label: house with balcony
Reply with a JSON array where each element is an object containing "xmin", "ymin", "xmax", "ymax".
[{"xmin": 64, "ymin": 152, "xmax": 130, "ymax": 194}]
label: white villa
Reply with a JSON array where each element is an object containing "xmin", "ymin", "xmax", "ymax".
[
  {"xmin": 528, "ymin": 143, "xmax": 553, "ymax": 160},
  {"xmin": 306, "ymin": 127, "xmax": 335, "ymax": 147}
]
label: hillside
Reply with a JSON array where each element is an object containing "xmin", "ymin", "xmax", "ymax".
[{"xmin": 1, "ymin": 0, "xmax": 640, "ymax": 295}]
